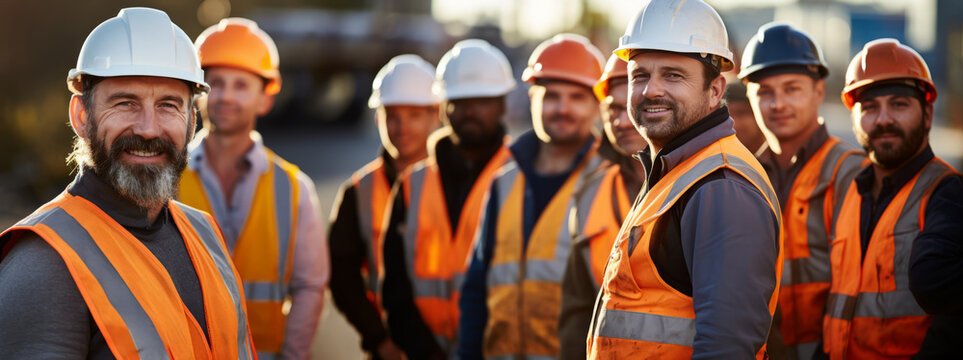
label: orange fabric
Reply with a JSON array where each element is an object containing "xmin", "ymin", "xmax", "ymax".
[
  {"xmin": 404, "ymin": 146, "xmax": 512, "ymax": 345},
  {"xmin": 842, "ymin": 39, "xmax": 936, "ymax": 109},
  {"xmin": 588, "ymin": 135, "xmax": 781, "ymax": 359},
  {"xmin": 521, "ymin": 34, "xmax": 605, "ymax": 88},
  {"xmin": 350, "ymin": 158, "xmax": 391, "ymax": 313},
  {"xmin": 196, "ymin": 18, "xmax": 281, "ymax": 95},
  {"xmin": 824, "ymin": 158, "xmax": 958, "ymax": 359},
  {"xmin": 593, "ymin": 54, "xmax": 629, "ymax": 101},
  {"xmin": 778, "ymin": 138, "xmax": 862, "ymax": 347},
  {"xmin": 1, "ymin": 192, "xmax": 250, "ymax": 359},
  {"xmin": 583, "ymin": 165, "xmax": 631, "ymax": 286}
]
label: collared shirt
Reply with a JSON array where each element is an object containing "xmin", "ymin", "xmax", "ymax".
[
  {"xmin": 0, "ymin": 169, "xmax": 206, "ymax": 359},
  {"xmin": 187, "ymin": 130, "xmax": 329, "ymax": 360},
  {"xmin": 758, "ymin": 124, "xmax": 831, "ymax": 206}
]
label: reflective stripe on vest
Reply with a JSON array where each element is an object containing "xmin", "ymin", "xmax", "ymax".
[
  {"xmin": 0, "ymin": 192, "xmax": 254, "ymax": 359},
  {"xmin": 401, "ymin": 146, "xmax": 511, "ymax": 353},
  {"xmin": 484, "ymin": 143, "xmax": 601, "ymax": 359},
  {"xmin": 570, "ymin": 164, "xmax": 630, "ymax": 289},
  {"xmin": 588, "ymin": 135, "xmax": 780, "ymax": 360},
  {"xmin": 777, "ymin": 138, "xmax": 865, "ymax": 351},
  {"xmin": 352, "ymin": 158, "xmax": 391, "ymax": 305},
  {"xmin": 824, "ymin": 157, "xmax": 958, "ymax": 359},
  {"xmin": 178, "ymin": 147, "xmax": 300, "ymax": 355}
]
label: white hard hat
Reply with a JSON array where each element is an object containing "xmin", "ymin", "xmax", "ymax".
[
  {"xmin": 614, "ymin": 0, "xmax": 734, "ymax": 72},
  {"xmin": 369, "ymin": 54, "xmax": 439, "ymax": 108},
  {"xmin": 67, "ymin": 7, "xmax": 208, "ymax": 94},
  {"xmin": 433, "ymin": 39, "xmax": 516, "ymax": 101}
]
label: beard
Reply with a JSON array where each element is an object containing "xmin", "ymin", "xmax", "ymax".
[
  {"xmin": 451, "ymin": 118, "xmax": 504, "ymax": 150},
  {"xmin": 86, "ymin": 123, "xmax": 188, "ymax": 210},
  {"xmin": 860, "ymin": 117, "xmax": 927, "ymax": 170},
  {"xmin": 631, "ymin": 95, "xmax": 709, "ymax": 146}
]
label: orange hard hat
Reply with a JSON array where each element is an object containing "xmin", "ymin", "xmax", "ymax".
[
  {"xmin": 841, "ymin": 38, "xmax": 936, "ymax": 109},
  {"xmin": 522, "ymin": 33, "xmax": 605, "ymax": 89},
  {"xmin": 593, "ymin": 54, "xmax": 629, "ymax": 101},
  {"xmin": 196, "ymin": 18, "xmax": 282, "ymax": 95}
]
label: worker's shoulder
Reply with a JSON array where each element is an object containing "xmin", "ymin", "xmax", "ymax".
[
  {"xmin": 686, "ymin": 168, "xmax": 773, "ymax": 208},
  {"xmin": 0, "ymin": 231, "xmax": 77, "ymax": 294}
]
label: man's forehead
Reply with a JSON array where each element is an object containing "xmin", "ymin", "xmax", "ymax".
[
  {"xmin": 95, "ymin": 76, "xmax": 192, "ymax": 98},
  {"xmin": 628, "ymin": 52, "xmax": 701, "ymax": 71}
]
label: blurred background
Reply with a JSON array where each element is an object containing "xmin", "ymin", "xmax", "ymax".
[{"xmin": 2, "ymin": 0, "xmax": 962, "ymax": 358}]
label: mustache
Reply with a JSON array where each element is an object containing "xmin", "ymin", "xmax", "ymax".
[
  {"xmin": 869, "ymin": 124, "xmax": 905, "ymax": 139},
  {"xmin": 639, "ymin": 98, "xmax": 675, "ymax": 110},
  {"xmin": 110, "ymin": 135, "xmax": 178, "ymax": 160},
  {"xmin": 546, "ymin": 114, "xmax": 576, "ymax": 124}
]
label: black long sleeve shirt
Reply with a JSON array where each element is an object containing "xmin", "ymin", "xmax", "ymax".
[{"xmin": 328, "ymin": 149, "xmax": 398, "ymax": 355}]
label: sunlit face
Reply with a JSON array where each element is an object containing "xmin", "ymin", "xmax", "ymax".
[
  {"xmin": 442, "ymin": 96, "xmax": 505, "ymax": 150},
  {"xmin": 602, "ymin": 81, "xmax": 645, "ymax": 155},
  {"xmin": 202, "ymin": 67, "xmax": 273, "ymax": 136},
  {"xmin": 747, "ymin": 73, "xmax": 824, "ymax": 144},
  {"xmin": 71, "ymin": 76, "xmax": 194, "ymax": 208},
  {"xmin": 377, "ymin": 105, "xmax": 439, "ymax": 164},
  {"xmin": 628, "ymin": 52, "xmax": 724, "ymax": 150},
  {"xmin": 530, "ymin": 80, "xmax": 598, "ymax": 145},
  {"xmin": 852, "ymin": 93, "xmax": 930, "ymax": 169}
]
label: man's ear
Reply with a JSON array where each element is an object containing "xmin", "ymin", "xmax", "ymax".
[
  {"xmin": 709, "ymin": 74, "xmax": 726, "ymax": 108},
  {"xmin": 256, "ymin": 93, "xmax": 275, "ymax": 117},
  {"xmin": 69, "ymin": 95, "xmax": 89, "ymax": 140}
]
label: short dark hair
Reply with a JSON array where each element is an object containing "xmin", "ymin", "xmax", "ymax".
[{"xmin": 701, "ymin": 62, "xmax": 720, "ymax": 90}]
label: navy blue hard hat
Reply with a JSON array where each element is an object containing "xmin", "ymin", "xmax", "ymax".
[{"xmin": 738, "ymin": 22, "xmax": 828, "ymax": 82}]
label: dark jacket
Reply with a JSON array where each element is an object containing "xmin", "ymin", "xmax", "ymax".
[{"xmin": 328, "ymin": 149, "xmax": 398, "ymax": 356}]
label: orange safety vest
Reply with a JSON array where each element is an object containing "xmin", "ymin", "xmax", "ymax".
[
  {"xmin": 587, "ymin": 135, "xmax": 782, "ymax": 360},
  {"xmin": 400, "ymin": 145, "xmax": 511, "ymax": 353},
  {"xmin": 180, "ymin": 147, "xmax": 300, "ymax": 357},
  {"xmin": 823, "ymin": 158, "xmax": 958, "ymax": 359},
  {"xmin": 777, "ymin": 137, "xmax": 864, "ymax": 358},
  {"xmin": 0, "ymin": 192, "xmax": 254, "ymax": 359},
  {"xmin": 570, "ymin": 164, "xmax": 631, "ymax": 288},
  {"xmin": 350, "ymin": 157, "xmax": 392, "ymax": 313},
  {"xmin": 484, "ymin": 142, "xmax": 601, "ymax": 359}
]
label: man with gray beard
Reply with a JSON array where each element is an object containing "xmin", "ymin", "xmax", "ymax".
[{"xmin": 0, "ymin": 8, "xmax": 255, "ymax": 359}]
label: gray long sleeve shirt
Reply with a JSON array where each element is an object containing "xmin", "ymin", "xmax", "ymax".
[{"xmin": 637, "ymin": 107, "xmax": 780, "ymax": 359}]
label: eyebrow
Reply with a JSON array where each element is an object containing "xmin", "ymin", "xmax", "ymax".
[
  {"xmin": 104, "ymin": 92, "xmax": 185, "ymax": 107},
  {"xmin": 631, "ymin": 65, "xmax": 690, "ymax": 75}
]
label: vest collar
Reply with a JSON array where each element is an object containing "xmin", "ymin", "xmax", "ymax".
[
  {"xmin": 640, "ymin": 106, "xmax": 735, "ymax": 191},
  {"xmin": 187, "ymin": 129, "xmax": 269, "ymax": 176}
]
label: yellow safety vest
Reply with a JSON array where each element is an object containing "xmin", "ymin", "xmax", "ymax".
[
  {"xmin": 179, "ymin": 147, "xmax": 300, "ymax": 357},
  {"xmin": 484, "ymin": 141, "xmax": 601, "ymax": 359}
]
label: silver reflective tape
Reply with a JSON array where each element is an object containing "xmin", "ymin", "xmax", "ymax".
[
  {"xmin": 596, "ymin": 308, "xmax": 695, "ymax": 347},
  {"xmin": 43, "ymin": 208, "xmax": 170, "ymax": 359},
  {"xmin": 273, "ymin": 161, "xmax": 293, "ymax": 284},
  {"xmin": 177, "ymin": 203, "xmax": 253, "ymax": 359},
  {"xmin": 243, "ymin": 281, "xmax": 288, "ymax": 302}
]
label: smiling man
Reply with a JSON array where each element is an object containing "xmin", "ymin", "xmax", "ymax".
[
  {"xmin": 739, "ymin": 22, "xmax": 866, "ymax": 360},
  {"xmin": 822, "ymin": 38, "xmax": 963, "ymax": 360},
  {"xmin": 458, "ymin": 33, "xmax": 605, "ymax": 360},
  {"xmin": 177, "ymin": 18, "xmax": 329, "ymax": 360},
  {"xmin": 585, "ymin": 1, "xmax": 782, "ymax": 359},
  {"xmin": 0, "ymin": 8, "xmax": 254, "ymax": 359}
]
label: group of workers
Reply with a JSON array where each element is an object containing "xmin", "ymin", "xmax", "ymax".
[{"xmin": 0, "ymin": 0, "xmax": 959, "ymax": 359}]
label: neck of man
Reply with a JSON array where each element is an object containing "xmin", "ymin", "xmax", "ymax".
[
  {"xmin": 774, "ymin": 119, "xmax": 820, "ymax": 169},
  {"xmin": 869, "ymin": 139, "xmax": 929, "ymax": 200},
  {"xmin": 621, "ymin": 159, "xmax": 645, "ymax": 200},
  {"xmin": 534, "ymin": 136, "xmax": 589, "ymax": 176},
  {"xmin": 393, "ymin": 149, "xmax": 428, "ymax": 174},
  {"xmin": 203, "ymin": 129, "xmax": 256, "ymax": 205}
]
